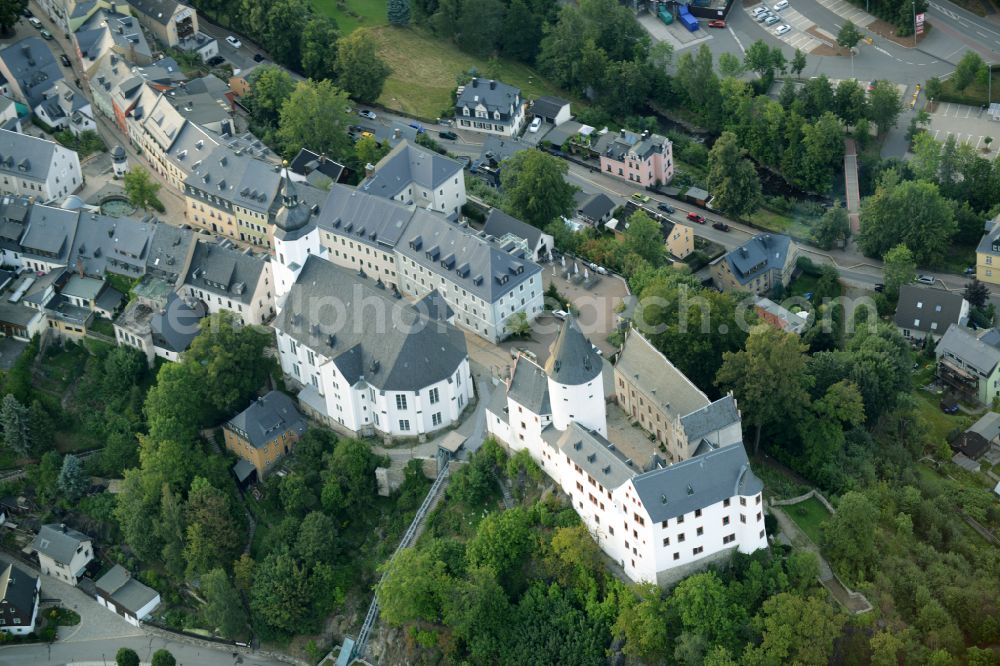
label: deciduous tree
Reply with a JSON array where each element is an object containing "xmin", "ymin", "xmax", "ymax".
[
  {"xmin": 744, "ymin": 593, "xmax": 845, "ymax": 665},
  {"xmin": 123, "ymin": 168, "xmax": 162, "ymax": 212},
  {"xmin": 277, "ymin": 80, "xmax": 354, "ymax": 161},
  {"xmin": 0, "ymin": 0, "xmax": 27, "ymax": 36},
  {"xmin": 201, "ymin": 568, "xmax": 248, "ymax": 639},
  {"xmin": 867, "ymin": 80, "xmax": 904, "ymax": 134},
  {"xmin": 336, "ymin": 31, "xmax": 391, "ymax": 104},
  {"xmin": 248, "ymin": 66, "xmax": 295, "ymax": 128},
  {"xmin": 882, "ymin": 243, "xmax": 916, "ymax": 301},
  {"xmin": 116, "ymin": 648, "xmax": 140, "ymax": 666},
  {"xmin": 184, "ymin": 477, "xmax": 242, "ymax": 576},
  {"xmin": 707, "ymin": 131, "xmax": 762, "ymax": 218},
  {"xmin": 300, "ymin": 17, "xmax": 340, "ymax": 81},
  {"xmin": 790, "ymin": 48, "xmax": 807, "ymax": 77},
  {"xmin": 812, "ymin": 200, "xmax": 850, "ymax": 250},
  {"xmin": 500, "ymin": 150, "xmax": 577, "ymax": 228}
]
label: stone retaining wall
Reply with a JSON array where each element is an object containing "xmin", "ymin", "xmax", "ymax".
[
  {"xmin": 141, "ymin": 623, "xmax": 308, "ymax": 666},
  {"xmin": 769, "ymin": 488, "xmax": 835, "ymax": 514}
]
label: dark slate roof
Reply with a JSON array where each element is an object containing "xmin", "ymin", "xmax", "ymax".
[
  {"xmin": 632, "ymin": 443, "xmax": 762, "ymax": 523},
  {"xmin": 483, "ymin": 209, "xmax": 542, "ymax": 248},
  {"xmin": 485, "ymin": 383, "xmax": 508, "ymax": 419},
  {"xmin": 0, "ymin": 130, "xmax": 62, "ymax": 188},
  {"xmin": 679, "ymin": 396, "xmax": 741, "ymax": 443},
  {"xmin": 531, "ymin": 96, "xmax": 569, "ymax": 119},
  {"xmin": 128, "ymin": 0, "xmax": 187, "ymax": 26},
  {"xmin": 950, "ymin": 430, "xmax": 990, "ymax": 460},
  {"xmin": 615, "ymin": 329, "xmax": 709, "ymax": 419},
  {"xmin": 0, "ymin": 564, "xmax": 36, "ymax": 621},
  {"xmin": 456, "ymin": 78, "xmax": 521, "ymax": 118},
  {"xmin": 275, "ymin": 256, "xmax": 469, "ymax": 392},
  {"xmin": 416, "ymin": 289, "xmax": 453, "ymax": 322},
  {"xmin": 398, "ymin": 209, "xmax": 541, "ymax": 303},
  {"xmin": 317, "ymin": 184, "xmax": 414, "ymax": 251},
  {"xmin": 968, "ymin": 411, "xmax": 1000, "ymax": 442},
  {"xmin": 151, "ymin": 292, "xmax": 206, "ymax": 353},
  {"xmin": 95, "ymin": 565, "xmax": 159, "ymax": 614},
  {"xmin": 937, "ymin": 325, "xmax": 1000, "ymax": 376},
  {"xmin": 559, "ymin": 422, "xmax": 636, "ymax": 489},
  {"xmin": 185, "ymin": 146, "xmax": 281, "ymax": 214},
  {"xmin": 723, "ymin": 234, "xmax": 793, "ymax": 285},
  {"xmin": 289, "ymin": 148, "xmax": 345, "ymax": 183},
  {"xmin": 272, "ymin": 175, "xmax": 314, "ymax": 238},
  {"xmin": 0, "ymin": 37, "xmax": 64, "ymax": 107},
  {"xmin": 21, "ymin": 205, "xmax": 78, "ymax": 261},
  {"xmin": 226, "ymin": 390, "xmax": 307, "ymax": 449},
  {"xmin": 0, "ymin": 302, "xmax": 40, "ymax": 327},
  {"xmin": 233, "ymin": 458, "xmax": 256, "ymax": 482},
  {"xmin": 508, "ymin": 357, "xmax": 550, "ymax": 415},
  {"xmin": 362, "ymin": 140, "xmax": 463, "ymax": 200},
  {"xmin": 480, "ymin": 135, "xmax": 530, "ymax": 163},
  {"xmin": 545, "ymin": 317, "xmax": 602, "ymax": 385},
  {"xmin": 575, "ymin": 192, "xmax": 616, "ymax": 222},
  {"xmin": 31, "ymin": 524, "xmax": 91, "ymax": 565},
  {"xmin": 593, "ymin": 129, "xmax": 670, "ymax": 161},
  {"xmin": 69, "ymin": 212, "xmax": 154, "ymax": 278},
  {"xmin": 184, "ymin": 239, "xmax": 266, "ymax": 305},
  {"xmin": 977, "ymin": 219, "xmax": 1000, "ymax": 256},
  {"xmin": 145, "ymin": 221, "xmax": 193, "ymax": 282},
  {"xmin": 893, "ymin": 285, "xmax": 967, "ymax": 335}
]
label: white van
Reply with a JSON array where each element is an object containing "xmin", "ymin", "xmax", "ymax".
[{"xmin": 773, "ymin": 0, "xmax": 789, "ymax": 10}]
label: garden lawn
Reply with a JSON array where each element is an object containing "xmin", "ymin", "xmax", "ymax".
[
  {"xmin": 367, "ymin": 26, "xmax": 574, "ymax": 120},
  {"xmin": 749, "ymin": 204, "xmax": 819, "ymax": 241},
  {"xmin": 310, "ymin": 0, "xmax": 387, "ymax": 34},
  {"xmin": 785, "ymin": 496, "xmax": 831, "ymax": 545},
  {"xmin": 913, "ymin": 390, "xmax": 966, "ymax": 446}
]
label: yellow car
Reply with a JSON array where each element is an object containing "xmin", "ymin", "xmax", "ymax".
[{"xmin": 631, "ymin": 192, "xmax": 650, "ymax": 204}]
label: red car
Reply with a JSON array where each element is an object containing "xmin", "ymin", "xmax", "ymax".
[
  {"xmin": 687, "ymin": 212, "xmax": 706, "ymax": 224},
  {"xmin": 708, "ymin": 19, "xmax": 726, "ymax": 28}
]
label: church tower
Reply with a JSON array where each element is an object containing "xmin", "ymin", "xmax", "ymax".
[{"xmin": 273, "ymin": 165, "xmax": 321, "ymax": 312}]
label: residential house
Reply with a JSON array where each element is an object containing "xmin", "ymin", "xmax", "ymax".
[
  {"xmin": 361, "ymin": 140, "xmax": 466, "ymax": 219},
  {"xmin": 893, "ymin": 284, "xmax": 969, "ymax": 342},
  {"xmin": 67, "ymin": 210, "xmax": 155, "ymax": 281},
  {"xmin": 666, "ymin": 222, "xmax": 694, "ymax": 260},
  {"xmin": 74, "ymin": 9, "xmax": 152, "ymax": 76},
  {"xmin": 976, "ymin": 218, "xmax": 1000, "ymax": 286},
  {"xmin": 14, "ymin": 204, "xmax": 80, "ymax": 272},
  {"xmin": 127, "ymin": 0, "xmax": 198, "ymax": 47},
  {"xmin": 115, "ymin": 285, "xmax": 206, "ymax": 365},
  {"xmin": 31, "ymin": 523, "xmax": 93, "ymax": 585},
  {"xmin": 574, "ymin": 192, "xmax": 616, "ymax": 227},
  {"xmin": 0, "ymin": 564, "xmax": 39, "ymax": 635},
  {"xmin": 94, "ymin": 565, "xmax": 160, "ymax": 627},
  {"xmin": 755, "ymin": 297, "xmax": 809, "ymax": 335},
  {"xmin": 530, "ymin": 96, "xmax": 571, "ymax": 126},
  {"xmin": 180, "ymin": 238, "xmax": 273, "ymax": 325},
  {"xmin": 0, "ymin": 38, "xmax": 64, "ymax": 108},
  {"xmin": 936, "ymin": 325, "xmax": 1000, "ymax": 406},
  {"xmin": 487, "ymin": 318, "xmax": 765, "ymax": 586},
  {"xmin": 223, "ymin": 390, "xmax": 308, "ymax": 478},
  {"xmin": 614, "ymin": 328, "xmax": 744, "ymax": 463},
  {"xmin": 454, "ymin": 77, "xmax": 526, "ymax": 137},
  {"xmin": 288, "ymin": 148, "xmax": 347, "ymax": 188},
  {"xmin": 483, "ymin": 208, "xmax": 553, "ymax": 263},
  {"xmin": 595, "ymin": 129, "xmax": 674, "ymax": 187},
  {"xmin": 711, "ymin": 234, "xmax": 798, "ymax": 296},
  {"xmin": 38, "ymin": 0, "xmax": 129, "ymax": 34},
  {"xmin": 35, "ymin": 80, "xmax": 97, "ymax": 137},
  {"xmin": 951, "ymin": 411, "xmax": 1000, "ymax": 463},
  {"xmin": 0, "ymin": 270, "xmax": 46, "ymax": 340},
  {"xmin": 0, "ymin": 130, "xmax": 82, "ymax": 202}
]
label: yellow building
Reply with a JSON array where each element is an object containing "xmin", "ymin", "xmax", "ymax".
[
  {"xmin": 666, "ymin": 222, "xmax": 694, "ymax": 259},
  {"xmin": 223, "ymin": 391, "xmax": 308, "ymax": 480},
  {"xmin": 976, "ymin": 219, "xmax": 1000, "ymax": 285}
]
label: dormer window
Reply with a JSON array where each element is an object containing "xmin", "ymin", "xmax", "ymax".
[
  {"xmin": 462, "ymin": 107, "xmax": 470, "ymax": 116},
  {"xmin": 493, "ymin": 111, "xmax": 500, "ymax": 120}
]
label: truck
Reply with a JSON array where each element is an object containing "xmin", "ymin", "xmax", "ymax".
[
  {"xmin": 658, "ymin": 6, "xmax": 674, "ymax": 24},
  {"xmin": 678, "ymin": 5, "xmax": 699, "ymax": 31}
]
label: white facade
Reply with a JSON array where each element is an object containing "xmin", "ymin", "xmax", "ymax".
[
  {"xmin": 180, "ymin": 260, "xmax": 273, "ymax": 326},
  {"xmin": 96, "ymin": 590, "xmax": 161, "ymax": 627},
  {"xmin": 486, "ymin": 321, "xmax": 767, "ymax": 586},
  {"xmin": 36, "ymin": 542, "xmax": 92, "ymax": 585},
  {"xmin": 274, "ymin": 226, "xmax": 321, "ymax": 313},
  {"xmin": 0, "ymin": 139, "xmax": 82, "ymax": 202}
]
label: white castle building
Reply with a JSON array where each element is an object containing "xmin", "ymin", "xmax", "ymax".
[
  {"xmin": 271, "ymin": 174, "xmax": 474, "ymax": 439},
  {"xmin": 487, "ymin": 322, "xmax": 767, "ymax": 586}
]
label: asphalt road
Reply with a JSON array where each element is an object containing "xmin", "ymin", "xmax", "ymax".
[{"xmin": 0, "ymin": 635, "xmax": 285, "ymax": 666}]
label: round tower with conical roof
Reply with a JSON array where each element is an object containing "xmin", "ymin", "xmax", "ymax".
[
  {"xmin": 545, "ymin": 316, "xmax": 606, "ymax": 436},
  {"xmin": 111, "ymin": 145, "xmax": 128, "ymax": 178},
  {"xmin": 273, "ymin": 164, "xmax": 321, "ymax": 312}
]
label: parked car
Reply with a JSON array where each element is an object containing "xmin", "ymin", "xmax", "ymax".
[
  {"xmin": 964, "ymin": 266, "xmax": 975, "ymax": 275},
  {"xmin": 916, "ymin": 274, "xmax": 936, "ymax": 285},
  {"xmin": 874, "ymin": 283, "xmax": 885, "ymax": 292},
  {"xmin": 756, "ymin": 11, "xmax": 773, "ymax": 22},
  {"xmin": 59, "ymin": 54, "xmax": 71, "ymax": 67},
  {"xmin": 773, "ymin": 0, "xmax": 789, "ymax": 10},
  {"xmin": 712, "ymin": 221, "xmax": 730, "ymax": 231},
  {"xmin": 439, "ymin": 130, "xmax": 458, "ymax": 141},
  {"xmin": 455, "ymin": 155, "xmax": 471, "ymax": 168},
  {"xmin": 40, "ymin": 29, "xmax": 53, "ymax": 40},
  {"xmin": 752, "ymin": 6, "xmax": 768, "ymax": 15},
  {"xmin": 409, "ymin": 122, "xmax": 426, "ymax": 134},
  {"xmin": 22, "ymin": 7, "xmax": 32, "ymax": 18},
  {"xmin": 708, "ymin": 19, "xmax": 726, "ymax": 27},
  {"xmin": 206, "ymin": 55, "xmax": 225, "ymax": 67},
  {"xmin": 774, "ymin": 23, "xmax": 791, "ymax": 35},
  {"xmin": 867, "ymin": 80, "xmax": 877, "ymax": 92},
  {"xmin": 358, "ymin": 109, "xmax": 377, "ymax": 120},
  {"xmin": 764, "ymin": 15, "xmax": 781, "ymax": 25},
  {"xmin": 631, "ymin": 192, "xmax": 650, "ymax": 204},
  {"xmin": 552, "ymin": 310, "xmax": 569, "ymax": 320},
  {"xmin": 225, "ymin": 36, "xmax": 242, "ymax": 48},
  {"xmin": 529, "ymin": 117, "xmax": 542, "ymax": 133},
  {"xmin": 28, "ymin": 17, "xmax": 42, "ymax": 28},
  {"xmin": 657, "ymin": 202, "xmax": 675, "ymax": 214},
  {"xmin": 939, "ymin": 399, "xmax": 959, "ymax": 414},
  {"xmin": 687, "ymin": 212, "xmax": 706, "ymax": 223},
  {"xmin": 253, "ymin": 53, "xmax": 265, "ymax": 63}
]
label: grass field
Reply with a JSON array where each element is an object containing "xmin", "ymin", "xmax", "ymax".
[
  {"xmin": 310, "ymin": 0, "xmax": 387, "ymax": 34},
  {"xmin": 786, "ymin": 496, "xmax": 832, "ymax": 545},
  {"xmin": 913, "ymin": 390, "xmax": 967, "ymax": 446},
  {"xmin": 367, "ymin": 26, "xmax": 572, "ymax": 120}
]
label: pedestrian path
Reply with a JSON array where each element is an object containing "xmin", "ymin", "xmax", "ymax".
[
  {"xmin": 814, "ymin": 0, "xmax": 878, "ymax": 27},
  {"xmin": 843, "ymin": 138, "xmax": 861, "ymax": 236}
]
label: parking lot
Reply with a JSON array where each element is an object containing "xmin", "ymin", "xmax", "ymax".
[
  {"xmin": 745, "ymin": 3, "xmax": 824, "ymax": 53},
  {"xmin": 925, "ymin": 102, "xmax": 1000, "ymax": 156}
]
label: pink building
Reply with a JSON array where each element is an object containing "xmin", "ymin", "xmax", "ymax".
[{"xmin": 596, "ymin": 129, "xmax": 674, "ymax": 187}]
